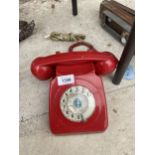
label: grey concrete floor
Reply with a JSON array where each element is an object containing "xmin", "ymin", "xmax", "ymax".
[{"xmin": 19, "ymin": 0, "xmax": 135, "ymax": 155}]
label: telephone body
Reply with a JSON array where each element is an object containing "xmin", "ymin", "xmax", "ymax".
[{"xmin": 31, "ymin": 42, "xmax": 118, "ymax": 134}]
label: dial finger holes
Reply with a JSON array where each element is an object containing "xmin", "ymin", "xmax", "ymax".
[
  {"xmin": 60, "ymin": 86, "xmax": 96, "ymax": 122},
  {"xmin": 77, "ymin": 115, "xmax": 81, "ymax": 120},
  {"xmin": 87, "ymin": 92, "xmax": 90, "ymax": 96},
  {"xmin": 71, "ymin": 114, "xmax": 74, "ymax": 118}
]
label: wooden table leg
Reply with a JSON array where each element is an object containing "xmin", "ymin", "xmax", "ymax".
[
  {"xmin": 112, "ymin": 21, "xmax": 135, "ymax": 85},
  {"xmin": 72, "ymin": 0, "xmax": 78, "ymax": 16}
]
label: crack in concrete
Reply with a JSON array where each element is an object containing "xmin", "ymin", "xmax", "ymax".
[{"xmin": 20, "ymin": 112, "xmax": 48, "ymax": 123}]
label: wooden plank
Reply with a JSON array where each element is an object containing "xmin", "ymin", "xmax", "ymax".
[{"xmin": 100, "ymin": 0, "xmax": 135, "ymax": 25}]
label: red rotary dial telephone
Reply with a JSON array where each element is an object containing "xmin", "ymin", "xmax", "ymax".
[{"xmin": 31, "ymin": 42, "xmax": 118, "ymax": 134}]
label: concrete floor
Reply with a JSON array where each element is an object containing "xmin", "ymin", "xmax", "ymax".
[{"xmin": 19, "ymin": 0, "xmax": 135, "ymax": 155}]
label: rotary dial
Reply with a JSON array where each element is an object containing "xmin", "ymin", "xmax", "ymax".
[{"xmin": 60, "ymin": 86, "xmax": 96, "ymax": 122}]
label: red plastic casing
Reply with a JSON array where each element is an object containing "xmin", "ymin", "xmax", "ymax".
[{"xmin": 49, "ymin": 63, "xmax": 108, "ymax": 134}]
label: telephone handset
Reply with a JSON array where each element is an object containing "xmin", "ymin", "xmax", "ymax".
[{"xmin": 31, "ymin": 42, "xmax": 118, "ymax": 134}]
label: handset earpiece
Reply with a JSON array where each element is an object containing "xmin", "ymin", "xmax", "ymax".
[
  {"xmin": 31, "ymin": 57, "xmax": 55, "ymax": 80},
  {"xmin": 94, "ymin": 52, "xmax": 118, "ymax": 75}
]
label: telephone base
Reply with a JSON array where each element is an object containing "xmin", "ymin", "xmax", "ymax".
[{"xmin": 49, "ymin": 72, "xmax": 108, "ymax": 134}]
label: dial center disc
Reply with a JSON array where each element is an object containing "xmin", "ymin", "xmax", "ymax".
[{"xmin": 73, "ymin": 98, "xmax": 82, "ymax": 108}]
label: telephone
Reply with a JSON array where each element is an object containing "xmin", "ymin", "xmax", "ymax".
[{"xmin": 31, "ymin": 42, "xmax": 118, "ymax": 134}]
